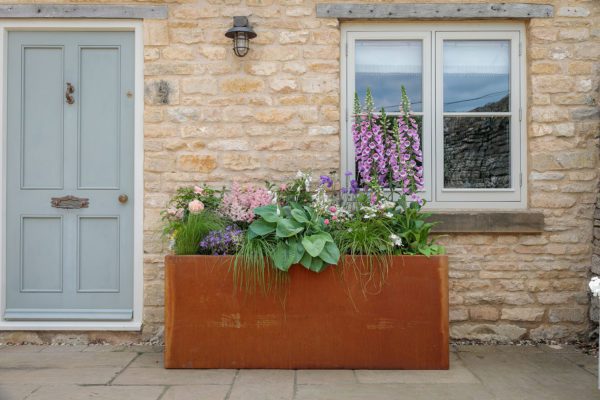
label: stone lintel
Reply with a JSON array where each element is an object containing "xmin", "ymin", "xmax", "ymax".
[
  {"xmin": 0, "ymin": 4, "xmax": 168, "ymax": 19},
  {"xmin": 316, "ymin": 3, "xmax": 554, "ymax": 19}
]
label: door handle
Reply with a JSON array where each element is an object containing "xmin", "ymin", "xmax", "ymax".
[
  {"xmin": 66, "ymin": 82, "xmax": 75, "ymax": 104},
  {"xmin": 118, "ymin": 194, "xmax": 128, "ymax": 204}
]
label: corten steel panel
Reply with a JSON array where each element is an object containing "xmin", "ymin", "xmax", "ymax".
[{"xmin": 164, "ymin": 255, "xmax": 449, "ymax": 369}]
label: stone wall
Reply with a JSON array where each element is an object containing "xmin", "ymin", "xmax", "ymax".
[{"xmin": 0, "ymin": 0, "xmax": 599, "ymax": 345}]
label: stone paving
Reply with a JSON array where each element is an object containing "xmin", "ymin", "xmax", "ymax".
[{"xmin": 0, "ymin": 344, "xmax": 597, "ymax": 399}]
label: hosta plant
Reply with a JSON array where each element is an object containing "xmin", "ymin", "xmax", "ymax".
[{"xmin": 249, "ymin": 203, "xmax": 340, "ymax": 273}]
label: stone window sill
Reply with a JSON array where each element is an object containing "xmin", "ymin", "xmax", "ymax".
[{"xmin": 429, "ymin": 211, "xmax": 544, "ymax": 233}]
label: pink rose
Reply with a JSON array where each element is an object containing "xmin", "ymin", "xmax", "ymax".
[
  {"xmin": 329, "ymin": 206, "xmax": 337, "ymax": 213},
  {"xmin": 332, "ymin": 215, "xmax": 338, "ymax": 221},
  {"xmin": 324, "ymin": 219, "xmax": 330, "ymax": 225},
  {"xmin": 193, "ymin": 185, "xmax": 204, "ymax": 195},
  {"xmin": 188, "ymin": 200, "xmax": 204, "ymax": 214}
]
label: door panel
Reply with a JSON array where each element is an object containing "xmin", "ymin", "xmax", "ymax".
[
  {"xmin": 77, "ymin": 216, "xmax": 120, "ymax": 293},
  {"xmin": 79, "ymin": 46, "xmax": 121, "ymax": 189},
  {"xmin": 22, "ymin": 46, "xmax": 64, "ymax": 189},
  {"xmin": 21, "ymin": 216, "xmax": 63, "ymax": 292},
  {"xmin": 5, "ymin": 31, "xmax": 135, "ymax": 321}
]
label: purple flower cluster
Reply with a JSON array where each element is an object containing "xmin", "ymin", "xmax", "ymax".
[
  {"xmin": 319, "ymin": 175, "xmax": 333, "ymax": 188},
  {"xmin": 352, "ymin": 89, "xmax": 424, "ymax": 196},
  {"xmin": 341, "ymin": 178, "xmax": 359, "ymax": 195},
  {"xmin": 395, "ymin": 116, "xmax": 424, "ymax": 194},
  {"xmin": 353, "ymin": 115, "xmax": 385, "ymax": 186},
  {"xmin": 198, "ymin": 225, "xmax": 243, "ymax": 255}
]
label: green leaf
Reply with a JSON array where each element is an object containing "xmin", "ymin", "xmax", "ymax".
[
  {"xmin": 254, "ymin": 205, "xmax": 279, "ymax": 223},
  {"xmin": 302, "ymin": 234, "xmax": 326, "ymax": 257},
  {"xmin": 299, "ymin": 251, "xmax": 313, "ymax": 270},
  {"xmin": 247, "ymin": 229, "xmax": 258, "ymax": 240},
  {"xmin": 291, "ymin": 209, "xmax": 309, "ymax": 224},
  {"xmin": 312, "ymin": 231, "xmax": 334, "ymax": 243},
  {"xmin": 276, "ymin": 218, "xmax": 304, "ymax": 238},
  {"xmin": 319, "ymin": 241, "xmax": 340, "ymax": 265},
  {"xmin": 249, "ymin": 219, "xmax": 276, "ymax": 236},
  {"xmin": 290, "ymin": 202, "xmax": 304, "ymax": 211},
  {"xmin": 281, "ymin": 205, "xmax": 292, "ymax": 218},
  {"xmin": 299, "ymin": 252, "xmax": 326, "ymax": 273},
  {"xmin": 288, "ymin": 237, "xmax": 305, "ymax": 264},
  {"xmin": 303, "ymin": 206, "xmax": 316, "ymax": 220},
  {"xmin": 309, "ymin": 257, "xmax": 325, "ymax": 273},
  {"xmin": 273, "ymin": 242, "xmax": 295, "ymax": 272}
]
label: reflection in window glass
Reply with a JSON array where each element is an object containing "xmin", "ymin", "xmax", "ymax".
[
  {"xmin": 444, "ymin": 116, "xmax": 510, "ymax": 188},
  {"xmin": 356, "ymin": 40, "xmax": 423, "ymax": 112},
  {"xmin": 443, "ymin": 41, "xmax": 510, "ymax": 112}
]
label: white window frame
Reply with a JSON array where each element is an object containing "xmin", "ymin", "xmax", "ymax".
[{"xmin": 341, "ymin": 22, "xmax": 527, "ymax": 209}]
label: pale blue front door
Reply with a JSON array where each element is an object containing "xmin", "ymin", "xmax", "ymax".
[{"xmin": 5, "ymin": 31, "xmax": 135, "ymax": 321}]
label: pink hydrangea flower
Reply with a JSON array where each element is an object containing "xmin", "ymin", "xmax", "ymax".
[
  {"xmin": 188, "ymin": 200, "xmax": 204, "ymax": 214},
  {"xmin": 220, "ymin": 183, "xmax": 273, "ymax": 223}
]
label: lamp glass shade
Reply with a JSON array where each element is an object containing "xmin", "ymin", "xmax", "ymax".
[{"xmin": 233, "ymin": 31, "xmax": 249, "ymax": 57}]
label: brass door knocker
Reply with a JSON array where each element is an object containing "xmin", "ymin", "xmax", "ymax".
[{"xmin": 65, "ymin": 82, "xmax": 75, "ymax": 104}]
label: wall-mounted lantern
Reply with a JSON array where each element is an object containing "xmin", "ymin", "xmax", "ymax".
[{"xmin": 225, "ymin": 16, "xmax": 256, "ymax": 57}]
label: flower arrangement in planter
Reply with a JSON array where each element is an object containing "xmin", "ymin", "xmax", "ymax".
[
  {"xmin": 164, "ymin": 88, "xmax": 449, "ymax": 370},
  {"xmin": 163, "ymin": 88, "xmax": 443, "ymax": 289}
]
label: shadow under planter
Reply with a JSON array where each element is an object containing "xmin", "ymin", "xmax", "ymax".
[{"xmin": 164, "ymin": 255, "xmax": 449, "ymax": 369}]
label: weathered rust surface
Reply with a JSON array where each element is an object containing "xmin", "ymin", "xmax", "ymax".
[{"xmin": 164, "ymin": 255, "xmax": 449, "ymax": 369}]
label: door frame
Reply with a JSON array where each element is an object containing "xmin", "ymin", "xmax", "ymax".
[{"xmin": 0, "ymin": 19, "xmax": 144, "ymax": 331}]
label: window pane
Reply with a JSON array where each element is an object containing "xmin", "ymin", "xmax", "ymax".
[
  {"xmin": 356, "ymin": 40, "xmax": 422, "ymax": 112},
  {"xmin": 444, "ymin": 116, "xmax": 510, "ymax": 189},
  {"xmin": 443, "ymin": 40, "xmax": 510, "ymax": 112}
]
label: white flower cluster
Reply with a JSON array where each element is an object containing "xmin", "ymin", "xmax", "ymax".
[
  {"xmin": 589, "ymin": 276, "xmax": 600, "ymax": 297},
  {"xmin": 311, "ymin": 184, "xmax": 330, "ymax": 212},
  {"xmin": 296, "ymin": 170, "xmax": 312, "ymax": 192},
  {"xmin": 360, "ymin": 200, "xmax": 396, "ymax": 220},
  {"xmin": 390, "ymin": 233, "xmax": 403, "ymax": 247}
]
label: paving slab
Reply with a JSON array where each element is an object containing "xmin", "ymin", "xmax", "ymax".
[
  {"xmin": 355, "ymin": 359, "xmax": 478, "ymax": 384},
  {"xmin": 561, "ymin": 352, "xmax": 598, "ymax": 376},
  {"xmin": 295, "ymin": 383, "xmax": 495, "ymax": 400},
  {"xmin": 0, "ymin": 344, "xmax": 596, "ymax": 399},
  {"xmin": 229, "ymin": 370, "xmax": 294, "ymax": 400},
  {"xmin": 126, "ymin": 345, "xmax": 164, "ymax": 353},
  {"xmin": 0, "ymin": 351, "xmax": 137, "ymax": 369},
  {"xmin": 128, "ymin": 352, "xmax": 163, "ymax": 368},
  {"xmin": 162, "ymin": 385, "xmax": 231, "ymax": 400},
  {"xmin": 26, "ymin": 385, "xmax": 164, "ymax": 400},
  {"xmin": 39, "ymin": 345, "xmax": 88, "ymax": 353},
  {"xmin": 296, "ymin": 369, "xmax": 357, "ymax": 385},
  {"xmin": 0, "ymin": 385, "xmax": 38, "ymax": 400},
  {"xmin": 0, "ymin": 345, "xmax": 48, "ymax": 353},
  {"xmin": 459, "ymin": 351, "xmax": 599, "ymax": 399},
  {"xmin": 83, "ymin": 345, "xmax": 129, "ymax": 352},
  {"xmin": 112, "ymin": 367, "xmax": 236, "ymax": 385},
  {"xmin": 0, "ymin": 367, "xmax": 121, "ymax": 385}
]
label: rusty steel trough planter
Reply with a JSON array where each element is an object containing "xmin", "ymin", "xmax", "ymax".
[{"xmin": 164, "ymin": 255, "xmax": 449, "ymax": 369}]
